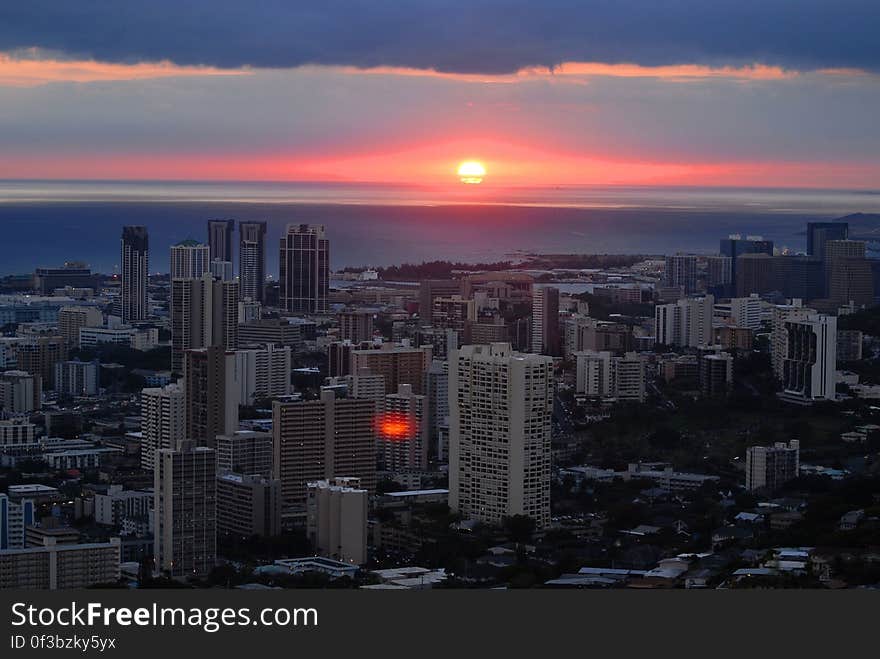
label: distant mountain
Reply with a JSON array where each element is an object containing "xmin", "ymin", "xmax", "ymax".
[{"xmin": 837, "ymin": 213, "xmax": 880, "ymax": 243}]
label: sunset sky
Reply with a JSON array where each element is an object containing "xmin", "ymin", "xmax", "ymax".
[{"xmin": 1, "ymin": 2, "xmax": 879, "ymax": 188}]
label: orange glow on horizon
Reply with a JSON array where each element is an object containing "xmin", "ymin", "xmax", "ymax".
[{"xmin": 457, "ymin": 160, "xmax": 486, "ymax": 184}]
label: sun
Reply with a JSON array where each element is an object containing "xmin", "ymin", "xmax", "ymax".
[{"xmin": 457, "ymin": 160, "xmax": 486, "ymax": 184}]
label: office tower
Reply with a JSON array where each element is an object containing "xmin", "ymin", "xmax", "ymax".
[
  {"xmin": 826, "ymin": 240, "xmax": 872, "ymax": 307},
  {"xmin": 419, "ymin": 279, "xmax": 463, "ymax": 322},
  {"xmin": 216, "ymin": 473, "xmax": 282, "ymax": 537},
  {"xmin": 216, "ymin": 430, "xmax": 273, "ymax": 478},
  {"xmin": 237, "ymin": 318, "xmax": 303, "ymax": 350},
  {"xmin": 239, "ymin": 221, "xmax": 267, "ymax": 303},
  {"xmin": 209, "ymin": 260, "xmax": 234, "ymax": 282},
  {"xmin": 54, "ymin": 359, "xmax": 99, "ymax": 397},
  {"xmin": 171, "ymin": 273, "xmax": 239, "ymax": 373},
  {"xmin": 154, "ymin": 442, "xmax": 217, "ymax": 578},
  {"xmin": 337, "ymin": 310, "xmax": 374, "ymax": 343},
  {"xmin": 837, "ymin": 329, "xmax": 863, "ymax": 363},
  {"xmin": 806, "ymin": 221, "xmax": 848, "ymax": 258},
  {"xmin": 272, "ymin": 390, "xmax": 376, "ymax": 510},
  {"xmin": 0, "ymin": 493, "xmax": 35, "ymax": 550},
  {"xmin": 350, "ymin": 343, "xmax": 432, "ymax": 394},
  {"xmin": 664, "ymin": 254, "xmax": 698, "ymax": 295},
  {"xmin": 735, "ymin": 253, "xmax": 774, "ymax": 297},
  {"xmin": 306, "ymin": 477, "xmax": 368, "ymax": 565},
  {"xmin": 0, "ymin": 370, "xmax": 41, "ymax": 413},
  {"xmin": 449, "ymin": 343, "xmax": 553, "ymax": 528},
  {"xmin": 531, "ymin": 286, "xmax": 561, "ymax": 356},
  {"xmin": 279, "ymin": 223, "xmax": 328, "ymax": 313},
  {"xmin": 14, "ymin": 335, "xmax": 67, "ymax": 390},
  {"xmin": 140, "ymin": 383, "xmax": 185, "ymax": 471},
  {"xmin": 121, "ymin": 226, "xmax": 149, "ymax": 323},
  {"xmin": 426, "ymin": 360, "xmax": 449, "ymax": 447},
  {"xmin": 233, "ymin": 343, "xmax": 292, "ymax": 405},
  {"xmin": 379, "ymin": 384, "xmax": 428, "ymax": 471},
  {"xmin": 720, "ymin": 234, "xmax": 774, "ymax": 292},
  {"xmin": 706, "ymin": 255, "xmax": 733, "ymax": 295},
  {"xmin": 0, "ymin": 537, "xmax": 120, "ymax": 590},
  {"xmin": 33, "ymin": 262, "xmax": 100, "ymax": 295},
  {"xmin": 654, "ymin": 295, "xmax": 714, "ymax": 348},
  {"xmin": 781, "ymin": 313, "xmax": 837, "ymax": 403},
  {"xmin": 745, "ymin": 440, "xmax": 800, "ymax": 491},
  {"xmin": 207, "ymin": 219, "xmax": 236, "ymax": 263},
  {"xmin": 700, "ymin": 352, "xmax": 733, "ymax": 397},
  {"xmin": 184, "ymin": 346, "xmax": 238, "ymax": 448},
  {"xmin": 170, "ymin": 239, "xmax": 210, "ymax": 279},
  {"xmin": 58, "ymin": 306, "xmax": 102, "ymax": 348}
]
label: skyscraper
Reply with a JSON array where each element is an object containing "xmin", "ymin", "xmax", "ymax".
[
  {"xmin": 720, "ymin": 234, "xmax": 774, "ymax": 294},
  {"xmin": 171, "ymin": 273, "xmax": 239, "ymax": 373},
  {"xmin": 781, "ymin": 313, "xmax": 836, "ymax": 403},
  {"xmin": 140, "ymin": 383, "xmax": 186, "ymax": 471},
  {"xmin": 806, "ymin": 221, "xmax": 848, "ymax": 258},
  {"xmin": 184, "ymin": 346, "xmax": 239, "ymax": 448},
  {"xmin": 207, "ymin": 219, "xmax": 236, "ymax": 263},
  {"xmin": 154, "ymin": 442, "xmax": 217, "ymax": 578},
  {"xmin": 654, "ymin": 295, "xmax": 714, "ymax": 348},
  {"xmin": 449, "ymin": 343, "xmax": 553, "ymax": 528},
  {"xmin": 170, "ymin": 239, "xmax": 210, "ymax": 279},
  {"xmin": 272, "ymin": 389, "xmax": 376, "ymax": 511},
  {"xmin": 239, "ymin": 220, "xmax": 267, "ymax": 303},
  {"xmin": 531, "ymin": 286, "xmax": 561, "ymax": 356},
  {"xmin": 121, "ymin": 226, "xmax": 149, "ymax": 323},
  {"xmin": 306, "ymin": 477, "xmax": 368, "ymax": 565},
  {"xmin": 379, "ymin": 383, "xmax": 428, "ymax": 471},
  {"xmin": 279, "ymin": 224, "xmax": 329, "ymax": 313},
  {"xmin": 825, "ymin": 240, "xmax": 872, "ymax": 306},
  {"xmin": 664, "ymin": 254, "xmax": 698, "ymax": 295}
]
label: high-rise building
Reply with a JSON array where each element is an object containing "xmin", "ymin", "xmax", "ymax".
[
  {"xmin": 171, "ymin": 273, "xmax": 239, "ymax": 373},
  {"xmin": 207, "ymin": 219, "xmax": 236, "ymax": 263},
  {"xmin": 272, "ymin": 390, "xmax": 376, "ymax": 510},
  {"xmin": 825, "ymin": 240, "xmax": 872, "ymax": 307},
  {"xmin": 426, "ymin": 360, "xmax": 449, "ymax": 448},
  {"xmin": 170, "ymin": 239, "xmax": 210, "ymax": 279},
  {"xmin": 33, "ymin": 262, "xmax": 100, "ymax": 295},
  {"xmin": 745, "ymin": 440, "xmax": 800, "ymax": 492},
  {"xmin": 58, "ymin": 306, "xmax": 102, "ymax": 348},
  {"xmin": 611, "ymin": 352, "xmax": 646, "ymax": 402},
  {"xmin": 337, "ymin": 310, "xmax": 375, "ymax": 343},
  {"xmin": 0, "ymin": 370, "xmax": 41, "ymax": 413},
  {"xmin": 706, "ymin": 255, "xmax": 733, "ymax": 295},
  {"xmin": 216, "ymin": 430, "xmax": 273, "ymax": 478},
  {"xmin": 0, "ymin": 493, "xmax": 35, "ymax": 550},
  {"xmin": 419, "ymin": 280, "xmax": 463, "ymax": 323},
  {"xmin": 216, "ymin": 473, "xmax": 282, "ymax": 537},
  {"xmin": 720, "ymin": 234, "xmax": 774, "ymax": 293},
  {"xmin": 233, "ymin": 343, "xmax": 292, "ymax": 405},
  {"xmin": 770, "ymin": 302, "xmax": 816, "ymax": 378},
  {"xmin": 379, "ymin": 384, "xmax": 428, "ymax": 471},
  {"xmin": 154, "ymin": 442, "xmax": 217, "ymax": 578},
  {"xmin": 531, "ymin": 286, "xmax": 561, "ymax": 356},
  {"xmin": 655, "ymin": 295, "xmax": 714, "ymax": 348},
  {"xmin": 14, "ymin": 335, "xmax": 67, "ymax": 390},
  {"xmin": 449, "ymin": 343, "xmax": 553, "ymax": 528},
  {"xmin": 806, "ymin": 222, "xmax": 848, "ymax": 258},
  {"xmin": 121, "ymin": 226, "xmax": 149, "ymax": 323},
  {"xmin": 237, "ymin": 318, "xmax": 303, "ymax": 350},
  {"xmin": 306, "ymin": 477, "xmax": 367, "ymax": 565},
  {"xmin": 0, "ymin": 419, "xmax": 37, "ymax": 453},
  {"xmin": 209, "ymin": 260, "xmax": 234, "ymax": 282},
  {"xmin": 700, "ymin": 352, "xmax": 733, "ymax": 398},
  {"xmin": 837, "ymin": 329, "xmax": 863, "ymax": 363},
  {"xmin": 140, "ymin": 383, "xmax": 186, "ymax": 471},
  {"xmin": 0, "ymin": 537, "xmax": 120, "ymax": 590},
  {"xmin": 349, "ymin": 343, "xmax": 432, "ymax": 394},
  {"xmin": 184, "ymin": 346, "xmax": 239, "ymax": 448},
  {"xmin": 279, "ymin": 224, "xmax": 329, "ymax": 313},
  {"xmin": 54, "ymin": 359, "xmax": 99, "ymax": 397},
  {"xmin": 664, "ymin": 254, "xmax": 698, "ymax": 295},
  {"xmin": 239, "ymin": 221, "xmax": 267, "ymax": 303},
  {"xmin": 575, "ymin": 350, "xmax": 613, "ymax": 397},
  {"xmin": 724, "ymin": 295, "xmax": 763, "ymax": 331},
  {"xmin": 781, "ymin": 313, "xmax": 837, "ymax": 403}
]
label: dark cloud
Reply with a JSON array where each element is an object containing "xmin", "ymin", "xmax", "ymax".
[{"xmin": 0, "ymin": 1, "xmax": 878, "ymax": 74}]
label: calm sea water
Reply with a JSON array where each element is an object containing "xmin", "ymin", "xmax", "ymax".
[{"xmin": 0, "ymin": 180, "xmax": 878, "ymax": 275}]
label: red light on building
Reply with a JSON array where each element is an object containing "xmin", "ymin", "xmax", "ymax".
[{"xmin": 376, "ymin": 412, "xmax": 412, "ymax": 442}]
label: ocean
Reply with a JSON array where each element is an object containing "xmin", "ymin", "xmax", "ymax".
[{"xmin": 0, "ymin": 180, "xmax": 878, "ymax": 275}]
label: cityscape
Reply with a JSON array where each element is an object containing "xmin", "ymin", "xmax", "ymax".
[
  {"xmin": 1, "ymin": 2, "xmax": 879, "ymax": 598},
  {"xmin": 1, "ymin": 214, "xmax": 879, "ymax": 590}
]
